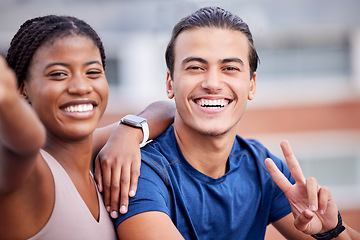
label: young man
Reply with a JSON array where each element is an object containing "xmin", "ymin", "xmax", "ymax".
[{"xmin": 114, "ymin": 7, "xmax": 360, "ymax": 240}]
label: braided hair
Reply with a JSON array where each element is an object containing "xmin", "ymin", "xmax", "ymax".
[{"xmin": 6, "ymin": 15, "xmax": 106, "ymax": 87}]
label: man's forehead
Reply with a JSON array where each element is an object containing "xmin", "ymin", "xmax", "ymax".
[{"xmin": 174, "ymin": 28, "xmax": 250, "ymax": 64}]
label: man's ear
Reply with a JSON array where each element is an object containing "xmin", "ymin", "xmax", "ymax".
[
  {"xmin": 248, "ymin": 72, "xmax": 256, "ymax": 101},
  {"xmin": 19, "ymin": 81, "xmax": 31, "ymax": 104},
  {"xmin": 166, "ymin": 72, "xmax": 175, "ymax": 99}
]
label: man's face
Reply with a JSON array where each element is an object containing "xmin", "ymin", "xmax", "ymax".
[{"xmin": 167, "ymin": 27, "xmax": 256, "ymax": 137}]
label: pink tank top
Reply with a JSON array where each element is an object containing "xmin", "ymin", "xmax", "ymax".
[{"xmin": 27, "ymin": 150, "xmax": 117, "ymax": 240}]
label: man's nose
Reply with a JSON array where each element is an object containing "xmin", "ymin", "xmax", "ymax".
[{"xmin": 201, "ymin": 69, "xmax": 223, "ymax": 93}]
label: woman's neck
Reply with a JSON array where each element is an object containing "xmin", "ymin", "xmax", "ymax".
[{"xmin": 43, "ymin": 134, "xmax": 94, "ymax": 178}]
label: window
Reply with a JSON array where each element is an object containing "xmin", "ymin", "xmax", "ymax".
[{"xmin": 257, "ymin": 46, "xmax": 350, "ymax": 79}]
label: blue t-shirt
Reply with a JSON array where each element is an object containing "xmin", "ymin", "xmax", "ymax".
[{"xmin": 115, "ymin": 126, "xmax": 294, "ymax": 240}]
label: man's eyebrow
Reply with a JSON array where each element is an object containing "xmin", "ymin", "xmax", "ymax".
[
  {"xmin": 181, "ymin": 57, "xmax": 244, "ymax": 66},
  {"xmin": 181, "ymin": 57, "xmax": 208, "ymax": 65},
  {"xmin": 220, "ymin": 58, "xmax": 245, "ymax": 66}
]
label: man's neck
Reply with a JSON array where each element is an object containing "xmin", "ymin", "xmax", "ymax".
[{"xmin": 173, "ymin": 124, "xmax": 236, "ymax": 179}]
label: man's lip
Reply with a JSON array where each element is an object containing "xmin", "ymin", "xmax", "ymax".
[{"xmin": 193, "ymin": 97, "xmax": 231, "ymax": 107}]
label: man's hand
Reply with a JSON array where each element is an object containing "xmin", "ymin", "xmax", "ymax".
[{"xmin": 265, "ymin": 140, "xmax": 339, "ymax": 235}]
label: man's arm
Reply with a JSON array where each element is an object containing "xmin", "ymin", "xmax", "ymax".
[
  {"xmin": 272, "ymin": 213, "xmax": 315, "ymax": 240},
  {"xmin": 92, "ymin": 101, "xmax": 175, "ymax": 217},
  {"xmin": 273, "ymin": 213, "xmax": 360, "ymax": 240},
  {"xmin": 117, "ymin": 211, "xmax": 184, "ymax": 240}
]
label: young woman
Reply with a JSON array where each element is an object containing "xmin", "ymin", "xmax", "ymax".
[{"xmin": 0, "ymin": 15, "xmax": 173, "ymax": 239}]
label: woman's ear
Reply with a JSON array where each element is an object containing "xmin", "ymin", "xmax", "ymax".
[
  {"xmin": 166, "ymin": 72, "xmax": 174, "ymax": 99},
  {"xmin": 19, "ymin": 81, "xmax": 31, "ymax": 104}
]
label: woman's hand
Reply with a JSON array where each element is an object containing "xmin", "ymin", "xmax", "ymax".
[
  {"xmin": 0, "ymin": 56, "xmax": 17, "ymax": 104},
  {"xmin": 94, "ymin": 124, "xmax": 142, "ymax": 218},
  {"xmin": 93, "ymin": 101, "xmax": 174, "ymax": 219},
  {"xmin": 265, "ymin": 140, "xmax": 339, "ymax": 235}
]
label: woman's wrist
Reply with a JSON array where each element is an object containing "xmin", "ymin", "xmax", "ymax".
[{"xmin": 119, "ymin": 115, "xmax": 149, "ymax": 147}]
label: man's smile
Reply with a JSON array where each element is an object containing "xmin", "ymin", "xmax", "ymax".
[{"xmin": 194, "ymin": 98, "xmax": 230, "ymax": 109}]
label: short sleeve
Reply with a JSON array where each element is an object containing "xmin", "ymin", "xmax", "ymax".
[
  {"xmin": 113, "ymin": 162, "xmax": 170, "ymax": 228},
  {"xmin": 246, "ymin": 139, "xmax": 294, "ymax": 223}
]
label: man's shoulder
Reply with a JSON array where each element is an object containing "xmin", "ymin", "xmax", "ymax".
[
  {"xmin": 234, "ymin": 136, "xmax": 289, "ymax": 175},
  {"xmin": 232, "ymin": 136, "xmax": 286, "ymax": 169},
  {"xmin": 232, "ymin": 136, "xmax": 269, "ymax": 158},
  {"xmin": 140, "ymin": 125, "xmax": 180, "ymax": 168},
  {"xmin": 142, "ymin": 126, "xmax": 175, "ymax": 153}
]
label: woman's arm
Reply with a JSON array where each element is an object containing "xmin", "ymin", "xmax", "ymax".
[
  {"xmin": 92, "ymin": 100, "xmax": 175, "ymax": 155},
  {"xmin": 0, "ymin": 57, "xmax": 46, "ymax": 193},
  {"xmin": 93, "ymin": 100, "xmax": 175, "ymax": 218}
]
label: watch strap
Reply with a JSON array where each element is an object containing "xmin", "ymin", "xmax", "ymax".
[
  {"xmin": 139, "ymin": 121, "xmax": 149, "ymax": 148},
  {"xmin": 120, "ymin": 115, "xmax": 149, "ymax": 148},
  {"xmin": 311, "ymin": 211, "xmax": 346, "ymax": 240}
]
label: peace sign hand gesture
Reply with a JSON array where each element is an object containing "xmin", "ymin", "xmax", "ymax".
[{"xmin": 265, "ymin": 140, "xmax": 339, "ymax": 235}]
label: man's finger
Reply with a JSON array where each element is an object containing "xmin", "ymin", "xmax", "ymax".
[
  {"xmin": 294, "ymin": 209, "xmax": 314, "ymax": 234},
  {"xmin": 265, "ymin": 158, "xmax": 292, "ymax": 193},
  {"xmin": 306, "ymin": 177, "xmax": 319, "ymax": 212},
  {"xmin": 318, "ymin": 186, "xmax": 331, "ymax": 215},
  {"xmin": 280, "ymin": 140, "xmax": 306, "ymax": 184}
]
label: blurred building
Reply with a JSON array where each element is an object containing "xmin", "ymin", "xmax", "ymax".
[{"xmin": 1, "ymin": 0, "xmax": 359, "ymax": 234}]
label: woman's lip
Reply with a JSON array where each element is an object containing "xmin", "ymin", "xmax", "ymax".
[
  {"xmin": 62, "ymin": 103, "xmax": 94, "ymax": 113},
  {"xmin": 59, "ymin": 99, "xmax": 98, "ymax": 109}
]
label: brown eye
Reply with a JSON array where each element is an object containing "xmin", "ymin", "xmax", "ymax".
[
  {"xmin": 223, "ymin": 66, "xmax": 240, "ymax": 71},
  {"xmin": 186, "ymin": 66, "xmax": 204, "ymax": 72},
  {"xmin": 87, "ymin": 70, "xmax": 103, "ymax": 79},
  {"xmin": 48, "ymin": 71, "xmax": 68, "ymax": 80},
  {"xmin": 187, "ymin": 66, "xmax": 200, "ymax": 70}
]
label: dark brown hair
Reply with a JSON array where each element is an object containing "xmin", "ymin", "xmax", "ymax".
[{"xmin": 165, "ymin": 6, "xmax": 259, "ymax": 79}]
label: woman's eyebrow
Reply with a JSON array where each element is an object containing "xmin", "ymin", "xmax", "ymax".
[
  {"xmin": 85, "ymin": 60, "xmax": 103, "ymax": 66},
  {"xmin": 44, "ymin": 62, "xmax": 70, "ymax": 70},
  {"xmin": 44, "ymin": 60, "xmax": 102, "ymax": 70}
]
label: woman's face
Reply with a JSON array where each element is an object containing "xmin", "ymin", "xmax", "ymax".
[{"xmin": 22, "ymin": 34, "xmax": 108, "ymax": 142}]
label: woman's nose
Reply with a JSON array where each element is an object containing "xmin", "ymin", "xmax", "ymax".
[{"xmin": 67, "ymin": 74, "xmax": 93, "ymax": 95}]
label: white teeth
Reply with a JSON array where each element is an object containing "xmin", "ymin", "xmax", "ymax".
[
  {"xmin": 196, "ymin": 99, "xmax": 228, "ymax": 109},
  {"xmin": 64, "ymin": 104, "xmax": 93, "ymax": 113}
]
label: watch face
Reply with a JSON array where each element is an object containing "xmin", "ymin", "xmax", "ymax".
[{"xmin": 122, "ymin": 115, "xmax": 146, "ymax": 127}]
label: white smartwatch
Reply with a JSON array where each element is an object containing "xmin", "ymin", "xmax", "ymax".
[{"xmin": 120, "ymin": 114, "xmax": 149, "ymax": 147}]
